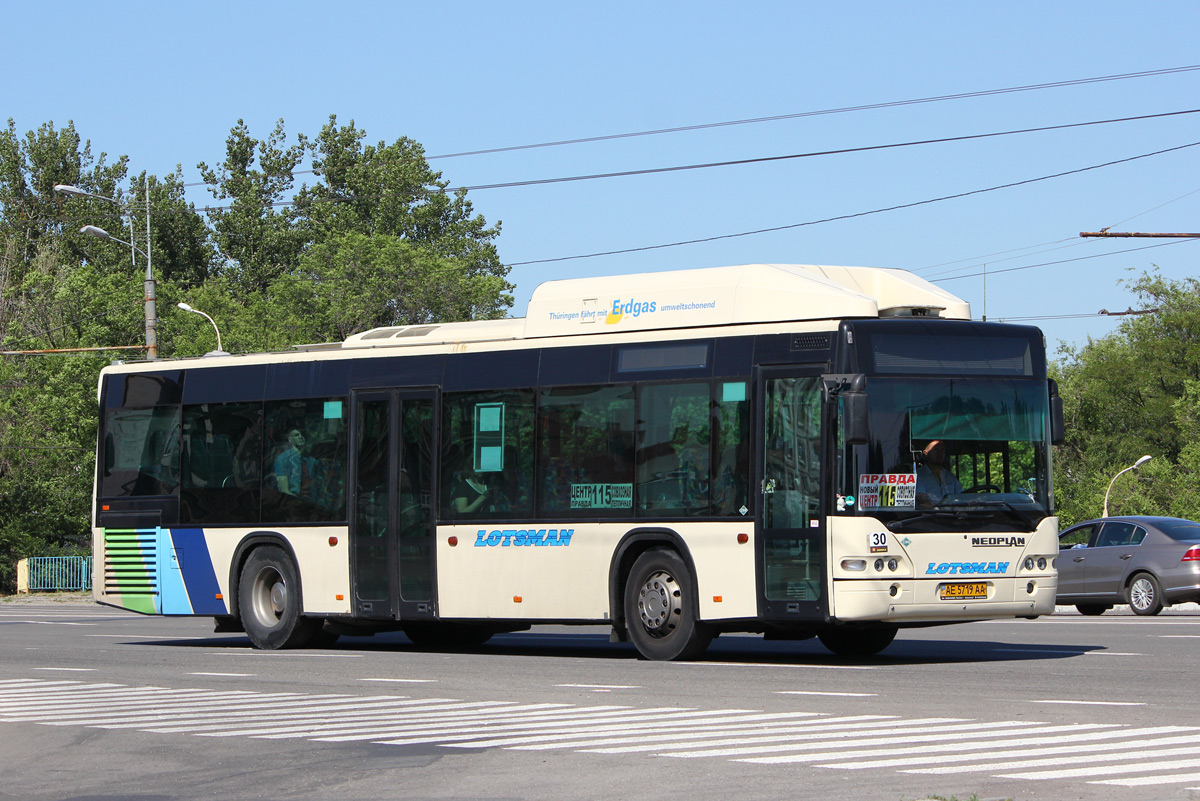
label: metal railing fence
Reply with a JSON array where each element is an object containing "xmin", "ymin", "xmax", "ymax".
[{"xmin": 26, "ymin": 557, "xmax": 92, "ymax": 592}]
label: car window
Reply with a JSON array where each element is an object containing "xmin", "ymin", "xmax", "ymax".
[
  {"xmin": 1155, "ymin": 519, "xmax": 1200, "ymax": 542},
  {"xmin": 1096, "ymin": 521, "xmax": 1137, "ymax": 548},
  {"xmin": 1130, "ymin": 525, "xmax": 1147, "ymax": 546},
  {"xmin": 1060, "ymin": 524, "xmax": 1095, "ymax": 549}
]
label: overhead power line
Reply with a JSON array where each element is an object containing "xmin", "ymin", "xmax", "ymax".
[
  {"xmin": 507, "ymin": 139, "xmax": 1200, "ymax": 267},
  {"xmin": 932, "ymin": 239, "xmax": 1195, "ymax": 283},
  {"xmin": 429, "ymin": 64, "xmax": 1200, "ymax": 159},
  {"xmin": 180, "ymin": 64, "xmax": 1200, "ymax": 189},
  {"xmin": 1080, "ymin": 231, "xmax": 1200, "ymax": 238},
  {"xmin": 449, "ymin": 109, "xmax": 1200, "ymax": 193}
]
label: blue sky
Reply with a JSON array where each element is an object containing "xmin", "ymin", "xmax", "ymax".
[{"xmin": 7, "ymin": 1, "xmax": 1200, "ymax": 353}]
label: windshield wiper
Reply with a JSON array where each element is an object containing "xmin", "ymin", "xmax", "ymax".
[
  {"xmin": 939, "ymin": 498, "xmax": 1041, "ymax": 531},
  {"xmin": 886, "ymin": 510, "xmax": 968, "ymax": 532}
]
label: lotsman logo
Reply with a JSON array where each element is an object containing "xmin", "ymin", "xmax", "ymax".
[
  {"xmin": 475, "ymin": 529, "xmax": 574, "ymax": 547},
  {"xmin": 606, "ymin": 298, "xmax": 657, "ymax": 324},
  {"xmin": 925, "ymin": 561, "xmax": 1009, "ymax": 575}
]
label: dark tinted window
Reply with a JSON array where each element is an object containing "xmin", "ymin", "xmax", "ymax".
[
  {"xmin": 100, "ymin": 405, "xmax": 180, "ymax": 497},
  {"xmin": 538, "ymin": 385, "xmax": 634, "ymax": 517},
  {"xmin": 180, "ymin": 402, "xmax": 262, "ymax": 525},
  {"xmin": 1155, "ymin": 519, "xmax": 1200, "ymax": 542},
  {"xmin": 1096, "ymin": 522, "xmax": 1139, "ymax": 548},
  {"xmin": 262, "ymin": 398, "xmax": 348, "ymax": 523},
  {"xmin": 441, "ymin": 390, "xmax": 535, "ymax": 520}
]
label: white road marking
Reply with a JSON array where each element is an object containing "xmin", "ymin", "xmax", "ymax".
[
  {"xmin": 776, "ymin": 690, "xmax": 877, "ymax": 697},
  {"xmin": 31, "ymin": 667, "xmax": 96, "ymax": 672},
  {"xmin": 187, "ymin": 672, "xmax": 256, "ymax": 677},
  {"xmin": 734, "ymin": 723, "xmax": 1127, "ymax": 763},
  {"xmin": 1094, "ymin": 771, "xmax": 1200, "ymax": 787},
  {"xmin": 896, "ymin": 742, "xmax": 1200, "ymax": 774},
  {"xmin": 6, "ymin": 678, "xmax": 1200, "ymax": 790},
  {"xmin": 359, "ymin": 678, "xmax": 438, "ymax": 683},
  {"xmin": 1030, "ymin": 699, "xmax": 1146, "ymax": 706},
  {"xmin": 593, "ymin": 719, "xmax": 989, "ymax": 756},
  {"xmin": 1001, "ymin": 757, "xmax": 1200, "ymax": 781},
  {"xmin": 556, "ymin": 684, "xmax": 641, "ymax": 689},
  {"xmin": 86, "ymin": 634, "xmax": 204, "ymax": 640}
]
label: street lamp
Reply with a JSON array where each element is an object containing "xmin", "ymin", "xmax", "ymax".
[
  {"xmin": 55, "ymin": 181, "xmax": 157, "ymax": 360},
  {"xmin": 1103, "ymin": 454, "xmax": 1152, "ymax": 518},
  {"xmin": 177, "ymin": 302, "xmax": 229, "ymax": 356}
]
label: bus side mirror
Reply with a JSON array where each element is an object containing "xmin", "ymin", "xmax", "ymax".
[
  {"xmin": 843, "ymin": 392, "xmax": 869, "ymax": 445},
  {"xmin": 1049, "ymin": 379, "xmax": 1065, "ymax": 445},
  {"xmin": 842, "ymin": 374, "xmax": 869, "ymax": 445}
]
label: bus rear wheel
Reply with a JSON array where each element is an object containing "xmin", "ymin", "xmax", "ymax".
[
  {"xmin": 238, "ymin": 545, "xmax": 318, "ymax": 649},
  {"xmin": 817, "ymin": 624, "xmax": 897, "ymax": 657},
  {"xmin": 624, "ymin": 548, "xmax": 712, "ymax": 661}
]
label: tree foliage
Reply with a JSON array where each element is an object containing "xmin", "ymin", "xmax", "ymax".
[
  {"xmin": 1054, "ymin": 271, "xmax": 1200, "ymax": 526},
  {"xmin": 0, "ymin": 115, "xmax": 512, "ymax": 591}
]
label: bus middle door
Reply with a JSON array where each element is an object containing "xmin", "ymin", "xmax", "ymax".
[{"xmin": 350, "ymin": 389, "xmax": 437, "ymax": 621}]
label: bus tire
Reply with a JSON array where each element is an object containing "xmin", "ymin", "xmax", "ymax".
[
  {"xmin": 624, "ymin": 548, "xmax": 712, "ymax": 661},
  {"xmin": 817, "ymin": 624, "xmax": 897, "ymax": 657},
  {"xmin": 238, "ymin": 545, "xmax": 318, "ymax": 649}
]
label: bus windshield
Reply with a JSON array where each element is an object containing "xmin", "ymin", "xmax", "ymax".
[{"xmin": 838, "ymin": 377, "xmax": 1052, "ymax": 532}]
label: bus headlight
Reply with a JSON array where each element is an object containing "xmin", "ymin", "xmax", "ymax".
[
  {"xmin": 874, "ymin": 558, "xmax": 885, "ymax": 572},
  {"xmin": 1037, "ymin": 557, "xmax": 1047, "ymax": 570},
  {"xmin": 1024, "ymin": 557, "xmax": 1035, "ymax": 570}
]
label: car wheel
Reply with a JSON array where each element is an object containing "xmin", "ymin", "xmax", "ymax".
[
  {"xmin": 1127, "ymin": 573, "xmax": 1164, "ymax": 616},
  {"xmin": 624, "ymin": 548, "xmax": 713, "ymax": 661},
  {"xmin": 1075, "ymin": 604, "xmax": 1110, "ymax": 616}
]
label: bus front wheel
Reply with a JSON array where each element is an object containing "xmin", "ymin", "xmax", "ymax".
[
  {"xmin": 238, "ymin": 545, "xmax": 318, "ymax": 649},
  {"xmin": 624, "ymin": 548, "xmax": 712, "ymax": 661}
]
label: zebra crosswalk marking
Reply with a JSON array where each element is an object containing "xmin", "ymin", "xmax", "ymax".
[
  {"xmin": 890, "ymin": 731, "xmax": 1200, "ymax": 773},
  {"xmin": 4, "ymin": 678, "xmax": 1200, "ymax": 790},
  {"xmin": 446, "ymin": 713, "xmax": 881, "ymax": 750}
]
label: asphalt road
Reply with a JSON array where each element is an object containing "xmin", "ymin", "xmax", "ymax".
[{"xmin": 1, "ymin": 598, "xmax": 1198, "ymax": 801}]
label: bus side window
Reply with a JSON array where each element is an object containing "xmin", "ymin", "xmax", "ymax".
[
  {"xmin": 441, "ymin": 390, "xmax": 535, "ymax": 520},
  {"xmin": 637, "ymin": 382, "xmax": 710, "ymax": 515},
  {"xmin": 538, "ymin": 385, "xmax": 634, "ymax": 517}
]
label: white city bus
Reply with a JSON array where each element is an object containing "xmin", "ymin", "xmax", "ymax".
[{"xmin": 92, "ymin": 263, "xmax": 1061, "ymax": 660}]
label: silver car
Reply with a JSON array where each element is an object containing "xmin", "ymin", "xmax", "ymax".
[{"xmin": 1057, "ymin": 516, "xmax": 1200, "ymax": 615}]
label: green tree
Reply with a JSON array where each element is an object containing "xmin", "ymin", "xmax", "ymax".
[
  {"xmin": 197, "ymin": 119, "xmax": 307, "ymax": 293},
  {"xmin": 1054, "ymin": 270, "xmax": 1200, "ymax": 525}
]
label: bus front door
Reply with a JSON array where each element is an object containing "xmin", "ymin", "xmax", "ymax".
[
  {"xmin": 350, "ymin": 389, "xmax": 437, "ymax": 621},
  {"xmin": 756, "ymin": 370, "xmax": 827, "ymax": 620}
]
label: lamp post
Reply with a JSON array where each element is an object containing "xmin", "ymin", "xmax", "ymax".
[
  {"xmin": 1103, "ymin": 455, "xmax": 1152, "ymax": 518},
  {"xmin": 177, "ymin": 302, "xmax": 228, "ymax": 356},
  {"xmin": 55, "ymin": 181, "xmax": 157, "ymax": 360}
]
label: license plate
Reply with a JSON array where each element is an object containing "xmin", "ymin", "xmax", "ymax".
[{"xmin": 940, "ymin": 582, "xmax": 988, "ymax": 600}]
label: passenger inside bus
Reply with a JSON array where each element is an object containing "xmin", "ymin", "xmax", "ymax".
[
  {"xmin": 915, "ymin": 440, "xmax": 962, "ymax": 506},
  {"xmin": 450, "ymin": 465, "xmax": 493, "ymax": 517},
  {"xmin": 274, "ymin": 428, "xmax": 316, "ymax": 497}
]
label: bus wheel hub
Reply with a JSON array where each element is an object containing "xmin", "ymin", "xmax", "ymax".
[{"xmin": 638, "ymin": 571, "xmax": 681, "ymax": 634}]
